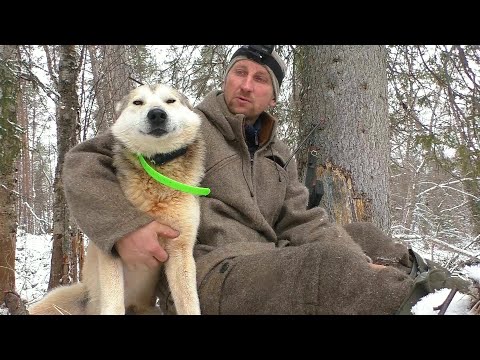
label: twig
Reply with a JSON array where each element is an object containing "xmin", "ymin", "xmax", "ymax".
[
  {"xmin": 3, "ymin": 291, "xmax": 29, "ymax": 315},
  {"xmin": 128, "ymin": 76, "xmax": 144, "ymax": 86},
  {"xmin": 433, "ymin": 288, "xmax": 457, "ymax": 315}
]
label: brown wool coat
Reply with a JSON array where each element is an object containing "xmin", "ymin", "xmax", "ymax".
[{"xmin": 63, "ymin": 90, "xmax": 413, "ymax": 314}]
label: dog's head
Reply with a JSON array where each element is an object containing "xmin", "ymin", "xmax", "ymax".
[{"xmin": 111, "ymin": 84, "xmax": 201, "ymax": 157}]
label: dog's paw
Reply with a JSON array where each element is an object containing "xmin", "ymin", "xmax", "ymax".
[{"xmin": 100, "ymin": 305, "xmax": 126, "ymax": 315}]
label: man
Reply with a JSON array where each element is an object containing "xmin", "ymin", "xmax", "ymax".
[{"xmin": 63, "ymin": 45, "xmax": 469, "ymax": 314}]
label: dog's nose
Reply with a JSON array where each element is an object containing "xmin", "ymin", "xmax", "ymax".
[{"xmin": 147, "ymin": 108, "xmax": 167, "ymax": 126}]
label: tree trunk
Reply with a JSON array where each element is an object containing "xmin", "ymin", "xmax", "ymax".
[
  {"xmin": 48, "ymin": 45, "xmax": 80, "ymax": 290},
  {"xmin": 88, "ymin": 45, "xmax": 133, "ymax": 133},
  {"xmin": 0, "ymin": 45, "xmax": 20, "ymax": 303},
  {"xmin": 16, "ymin": 79, "xmax": 34, "ymax": 234},
  {"xmin": 297, "ymin": 45, "xmax": 391, "ymax": 231}
]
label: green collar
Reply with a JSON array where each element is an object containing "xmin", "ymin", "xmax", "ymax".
[{"xmin": 137, "ymin": 154, "xmax": 210, "ymax": 196}]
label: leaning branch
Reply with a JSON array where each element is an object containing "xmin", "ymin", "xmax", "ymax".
[
  {"xmin": 395, "ymin": 234, "xmax": 480, "ymax": 261},
  {"xmin": 426, "ymin": 237, "xmax": 480, "ymax": 261}
]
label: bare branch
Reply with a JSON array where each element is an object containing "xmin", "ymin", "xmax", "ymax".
[
  {"xmin": 416, "ymin": 179, "xmax": 480, "ymax": 200},
  {"xmin": 22, "ymin": 201, "xmax": 50, "ymax": 228},
  {"xmin": 128, "ymin": 76, "xmax": 144, "ymax": 86},
  {"xmin": 1, "ymin": 183, "xmax": 20, "ymax": 196}
]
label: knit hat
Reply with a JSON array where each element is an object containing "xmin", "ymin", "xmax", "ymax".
[{"xmin": 224, "ymin": 45, "xmax": 287, "ymax": 99}]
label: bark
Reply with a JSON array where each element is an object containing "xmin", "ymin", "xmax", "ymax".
[
  {"xmin": 48, "ymin": 45, "xmax": 80, "ymax": 290},
  {"xmin": 0, "ymin": 45, "xmax": 20, "ymax": 303},
  {"xmin": 17, "ymin": 79, "xmax": 34, "ymax": 233},
  {"xmin": 88, "ymin": 45, "xmax": 133, "ymax": 133},
  {"xmin": 297, "ymin": 45, "xmax": 391, "ymax": 231}
]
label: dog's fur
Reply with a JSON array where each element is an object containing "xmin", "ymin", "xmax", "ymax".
[{"xmin": 28, "ymin": 84, "xmax": 204, "ymax": 315}]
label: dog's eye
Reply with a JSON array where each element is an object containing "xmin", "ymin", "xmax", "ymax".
[
  {"xmin": 133, "ymin": 100, "xmax": 143, "ymax": 105},
  {"xmin": 166, "ymin": 99, "xmax": 176, "ymax": 104}
]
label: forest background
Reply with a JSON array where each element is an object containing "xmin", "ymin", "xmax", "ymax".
[{"xmin": 0, "ymin": 45, "xmax": 479, "ymax": 312}]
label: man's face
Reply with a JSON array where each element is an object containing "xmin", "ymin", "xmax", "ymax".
[{"xmin": 224, "ymin": 59, "xmax": 276, "ymax": 124}]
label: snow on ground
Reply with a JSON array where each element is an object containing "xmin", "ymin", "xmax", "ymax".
[
  {"xmin": 0, "ymin": 230, "xmax": 52, "ymax": 315},
  {"xmin": 464, "ymin": 265, "xmax": 480, "ymax": 283},
  {"xmin": 411, "ymin": 288, "xmax": 475, "ymax": 315},
  {"xmin": 15, "ymin": 230, "xmax": 53, "ymax": 304}
]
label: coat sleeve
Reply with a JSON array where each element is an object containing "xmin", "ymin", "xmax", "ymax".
[{"xmin": 62, "ymin": 131, "xmax": 153, "ymax": 253}]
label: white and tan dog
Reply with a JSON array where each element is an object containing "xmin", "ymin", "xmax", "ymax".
[{"xmin": 29, "ymin": 84, "xmax": 205, "ymax": 315}]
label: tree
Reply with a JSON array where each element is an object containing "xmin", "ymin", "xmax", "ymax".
[
  {"xmin": 48, "ymin": 45, "xmax": 81, "ymax": 289},
  {"xmin": 387, "ymin": 45, "xmax": 479, "ymax": 267},
  {"xmin": 420, "ymin": 45, "xmax": 480, "ymax": 237},
  {"xmin": 0, "ymin": 45, "xmax": 21, "ymax": 303},
  {"xmin": 189, "ymin": 45, "xmax": 232, "ymax": 103},
  {"xmin": 296, "ymin": 45, "xmax": 391, "ymax": 231},
  {"xmin": 88, "ymin": 45, "xmax": 138, "ymax": 134}
]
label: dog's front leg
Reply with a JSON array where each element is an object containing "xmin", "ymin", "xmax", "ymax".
[
  {"xmin": 164, "ymin": 244, "xmax": 201, "ymax": 315},
  {"xmin": 97, "ymin": 252, "xmax": 126, "ymax": 315}
]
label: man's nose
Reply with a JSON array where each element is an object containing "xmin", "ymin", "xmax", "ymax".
[{"xmin": 240, "ymin": 76, "xmax": 254, "ymax": 91}]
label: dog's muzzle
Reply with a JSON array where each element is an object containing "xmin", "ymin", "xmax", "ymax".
[{"xmin": 147, "ymin": 108, "xmax": 168, "ymax": 136}]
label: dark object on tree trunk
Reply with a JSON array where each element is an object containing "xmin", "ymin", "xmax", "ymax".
[
  {"xmin": 305, "ymin": 147, "xmax": 324, "ymax": 209},
  {"xmin": 4, "ymin": 291, "xmax": 29, "ymax": 315}
]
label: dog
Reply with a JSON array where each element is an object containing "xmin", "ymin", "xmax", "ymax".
[{"xmin": 28, "ymin": 84, "xmax": 206, "ymax": 315}]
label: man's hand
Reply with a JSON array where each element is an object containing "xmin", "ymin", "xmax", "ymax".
[
  {"xmin": 114, "ymin": 220, "xmax": 180, "ymax": 269},
  {"xmin": 365, "ymin": 254, "xmax": 387, "ymax": 271},
  {"xmin": 369, "ymin": 263, "xmax": 387, "ymax": 270}
]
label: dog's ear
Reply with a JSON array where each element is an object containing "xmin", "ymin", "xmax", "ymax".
[
  {"xmin": 115, "ymin": 97, "xmax": 127, "ymax": 117},
  {"xmin": 175, "ymin": 90, "xmax": 194, "ymax": 111}
]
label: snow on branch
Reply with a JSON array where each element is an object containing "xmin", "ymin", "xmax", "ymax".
[
  {"xmin": 22, "ymin": 201, "xmax": 50, "ymax": 228},
  {"xmin": 397, "ymin": 233, "xmax": 480, "ymax": 261},
  {"xmin": 426, "ymin": 237, "xmax": 480, "ymax": 261},
  {"xmin": 1, "ymin": 184, "xmax": 20, "ymax": 196},
  {"xmin": 417, "ymin": 179, "xmax": 480, "ymax": 201}
]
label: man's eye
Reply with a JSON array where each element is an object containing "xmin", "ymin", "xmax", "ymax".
[
  {"xmin": 166, "ymin": 99, "xmax": 176, "ymax": 104},
  {"xmin": 133, "ymin": 100, "xmax": 143, "ymax": 105}
]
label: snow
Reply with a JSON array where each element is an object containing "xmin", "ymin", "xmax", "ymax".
[
  {"xmin": 411, "ymin": 288, "xmax": 475, "ymax": 315},
  {"xmin": 0, "ymin": 231, "xmax": 52, "ymax": 315},
  {"xmin": 463, "ymin": 265, "xmax": 480, "ymax": 283},
  {"xmin": 14, "ymin": 230, "xmax": 53, "ymax": 304}
]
